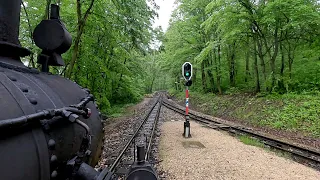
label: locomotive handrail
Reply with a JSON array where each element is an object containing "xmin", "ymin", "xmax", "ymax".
[{"xmin": 0, "ymin": 94, "xmax": 94, "ymax": 130}]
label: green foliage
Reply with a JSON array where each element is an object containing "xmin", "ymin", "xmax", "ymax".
[
  {"xmin": 238, "ymin": 135, "xmax": 264, "ymax": 148},
  {"xmin": 156, "ymin": 0, "xmax": 320, "ymax": 137},
  {"xmin": 107, "ymin": 103, "xmax": 135, "ymax": 118},
  {"xmin": 19, "ymin": 0, "xmax": 160, "ymax": 114},
  {"xmin": 265, "ymin": 93, "xmax": 320, "ymax": 136},
  {"xmin": 176, "ymin": 91, "xmax": 320, "ymax": 137},
  {"xmin": 159, "ymin": 0, "xmax": 320, "ymax": 95},
  {"xmin": 239, "ymin": 135, "xmax": 292, "ymax": 159},
  {"xmin": 167, "ymin": 88, "xmax": 177, "ymax": 97}
]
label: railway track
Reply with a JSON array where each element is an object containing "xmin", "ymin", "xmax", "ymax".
[
  {"xmin": 97, "ymin": 96, "xmax": 162, "ymax": 180},
  {"xmin": 162, "ymin": 99, "xmax": 320, "ymax": 170}
]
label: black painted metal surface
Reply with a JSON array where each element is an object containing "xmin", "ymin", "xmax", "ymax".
[
  {"xmin": 0, "ymin": 60, "xmax": 103, "ymax": 180},
  {"xmin": 0, "ymin": 0, "xmax": 30, "ymax": 58},
  {"xmin": 126, "ymin": 162, "xmax": 158, "ymax": 180},
  {"xmin": 0, "ymin": 1, "xmax": 103, "ymax": 180}
]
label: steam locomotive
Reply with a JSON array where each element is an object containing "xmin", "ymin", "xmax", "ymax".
[
  {"xmin": 0, "ymin": 1, "xmax": 158, "ymax": 180},
  {"xmin": 0, "ymin": 0, "xmax": 103, "ymax": 179}
]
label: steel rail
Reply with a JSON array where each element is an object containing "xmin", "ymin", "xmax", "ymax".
[
  {"xmin": 145, "ymin": 98, "xmax": 162, "ymax": 161},
  {"xmin": 162, "ymin": 100, "xmax": 320, "ymax": 168},
  {"xmin": 97, "ymin": 96, "xmax": 162, "ymax": 180}
]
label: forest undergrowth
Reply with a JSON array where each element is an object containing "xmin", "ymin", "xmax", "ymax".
[
  {"xmin": 170, "ymin": 89, "xmax": 320, "ymax": 137},
  {"xmin": 156, "ymin": 0, "xmax": 320, "ymax": 138}
]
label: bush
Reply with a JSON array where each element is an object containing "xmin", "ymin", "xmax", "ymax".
[{"xmin": 175, "ymin": 91, "xmax": 320, "ymax": 137}]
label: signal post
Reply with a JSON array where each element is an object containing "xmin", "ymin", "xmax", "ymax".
[{"xmin": 182, "ymin": 62, "xmax": 192, "ymax": 138}]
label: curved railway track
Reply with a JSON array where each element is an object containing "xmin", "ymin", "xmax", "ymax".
[
  {"xmin": 162, "ymin": 99, "xmax": 320, "ymax": 170},
  {"xmin": 98, "ymin": 95, "xmax": 162, "ymax": 180}
]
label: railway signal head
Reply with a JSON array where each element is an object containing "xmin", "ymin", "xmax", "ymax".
[
  {"xmin": 185, "ymin": 80, "xmax": 192, "ymax": 86},
  {"xmin": 182, "ymin": 62, "xmax": 192, "ymax": 81}
]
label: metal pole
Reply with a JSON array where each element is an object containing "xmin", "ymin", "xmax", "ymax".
[
  {"xmin": 186, "ymin": 86, "xmax": 189, "ymax": 116},
  {"xmin": 184, "ymin": 86, "xmax": 191, "ymax": 138}
]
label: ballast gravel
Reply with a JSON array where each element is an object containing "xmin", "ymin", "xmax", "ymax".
[{"xmin": 158, "ymin": 107, "xmax": 320, "ymax": 180}]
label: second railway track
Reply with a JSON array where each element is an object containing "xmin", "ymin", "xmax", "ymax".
[{"xmin": 162, "ymin": 99, "xmax": 320, "ymax": 170}]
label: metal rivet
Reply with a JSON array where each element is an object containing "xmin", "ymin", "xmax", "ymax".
[
  {"xmin": 21, "ymin": 87, "xmax": 29, "ymax": 93},
  {"xmin": 28, "ymin": 97, "xmax": 37, "ymax": 105},
  {"xmin": 50, "ymin": 155, "xmax": 58, "ymax": 163},
  {"xmin": 8, "ymin": 76, "xmax": 17, "ymax": 81},
  {"xmin": 51, "ymin": 170, "xmax": 58, "ymax": 178},
  {"xmin": 48, "ymin": 139, "xmax": 56, "ymax": 150}
]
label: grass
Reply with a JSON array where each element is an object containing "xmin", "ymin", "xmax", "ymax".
[
  {"xmin": 238, "ymin": 135, "xmax": 293, "ymax": 160},
  {"xmin": 107, "ymin": 103, "xmax": 136, "ymax": 118},
  {"xmin": 273, "ymin": 150, "xmax": 292, "ymax": 159},
  {"xmin": 238, "ymin": 135, "xmax": 264, "ymax": 148},
  {"xmin": 172, "ymin": 90, "xmax": 320, "ymax": 137}
]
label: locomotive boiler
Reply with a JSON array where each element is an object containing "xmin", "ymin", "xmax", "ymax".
[{"xmin": 0, "ymin": 1, "xmax": 103, "ymax": 180}]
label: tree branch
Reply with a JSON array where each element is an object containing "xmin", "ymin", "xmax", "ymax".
[{"xmin": 22, "ymin": 1, "xmax": 35, "ymax": 68}]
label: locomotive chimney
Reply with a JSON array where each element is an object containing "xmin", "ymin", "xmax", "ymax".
[{"xmin": 0, "ymin": 0, "xmax": 30, "ymax": 63}]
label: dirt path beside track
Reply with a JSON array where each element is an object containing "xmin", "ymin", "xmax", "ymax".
[{"xmin": 158, "ymin": 107, "xmax": 320, "ymax": 180}]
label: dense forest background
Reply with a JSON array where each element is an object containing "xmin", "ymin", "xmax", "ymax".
[
  {"xmin": 157, "ymin": 0, "xmax": 320, "ymax": 136},
  {"xmin": 19, "ymin": 0, "xmax": 161, "ymax": 115},
  {"xmin": 160, "ymin": 0, "xmax": 320, "ymax": 95},
  {"xmin": 19, "ymin": 0, "xmax": 320, "ymax": 123}
]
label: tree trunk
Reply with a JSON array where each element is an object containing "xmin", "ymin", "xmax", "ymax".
[
  {"xmin": 206, "ymin": 58, "xmax": 215, "ymax": 92},
  {"xmin": 245, "ymin": 36, "xmax": 250, "ymax": 82},
  {"xmin": 21, "ymin": 2, "xmax": 35, "ymax": 68},
  {"xmin": 201, "ymin": 61, "xmax": 207, "ymax": 92},
  {"xmin": 257, "ymin": 38, "xmax": 266, "ymax": 81},
  {"xmin": 270, "ymin": 21, "xmax": 280, "ymax": 89},
  {"xmin": 288, "ymin": 53, "xmax": 293, "ymax": 79},
  {"xmin": 280, "ymin": 41, "xmax": 285, "ymax": 76},
  {"xmin": 74, "ymin": 39, "xmax": 83, "ymax": 83},
  {"xmin": 149, "ymin": 77, "xmax": 155, "ymax": 93},
  {"xmin": 229, "ymin": 43, "xmax": 236, "ymax": 87},
  {"xmin": 287, "ymin": 44, "xmax": 294, "ymax": 79},
  {"xmin": 216, "ymin": 44, "xmax": 222, "ymax": 94},
  {"xmin": 116, "ymin": 58, "xmax": 127, "ymax": 90},
  {"xmin": 278, "ymin": 38, "xmax": 286, "ymax": 92},
  {"xmin": 43, "ymin": 0, "xmax": 52, "ymax": 20},
  {"xmin": 66, "ymin": 0, "xmax": 95, "ymax": 78},
  {"xmin": 254, "ymin": 36, "xmax": 261, "ymax": 93},
  {"xmin": 284, "ymin": 38, "xmax": 298, "ymax": 80}
]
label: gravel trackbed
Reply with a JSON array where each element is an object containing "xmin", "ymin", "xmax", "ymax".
[{"xmin": 158, "ymin": 107, "xmax": 320, "ymax": 180}]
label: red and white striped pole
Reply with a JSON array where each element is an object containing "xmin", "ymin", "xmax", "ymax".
[
  {"xmin": 184, "ymin": 86, "xmax": 191, "ymax": 138},
  {"xmin": 186, "ymin": 86, "xmax": 189, "ymax": 115}
]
